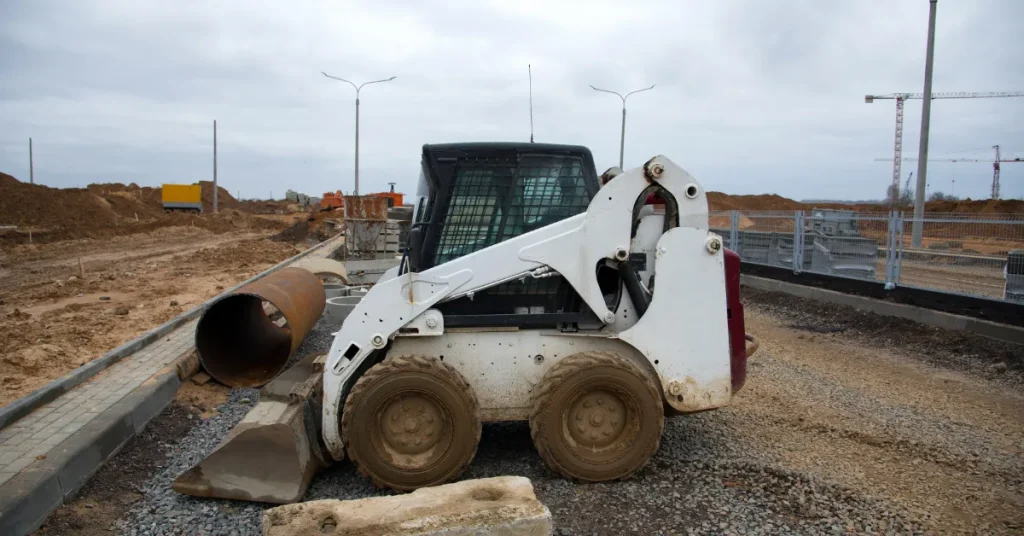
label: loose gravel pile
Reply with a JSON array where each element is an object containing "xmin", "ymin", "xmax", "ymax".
[
  {"xmin": 742, "ymin": 288, "xmax": 1024, "ymax": 383},
  {"xmin": 112, "ymin": 291, "xmax": 1024, "ymax": 535}
]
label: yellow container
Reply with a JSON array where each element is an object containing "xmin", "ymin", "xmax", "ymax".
[{"xmin": 161, "ymin": 184, "xmax": 202, "ymax": 204}]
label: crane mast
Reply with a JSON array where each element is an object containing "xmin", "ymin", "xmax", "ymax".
[{"xmin": 992, "ymin": 145, "xmax": 1001, "ymax": 199}]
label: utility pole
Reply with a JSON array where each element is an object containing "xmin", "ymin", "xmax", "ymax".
[
  {"xmin": 28, "ymin": 137, "xmax": 34, "ymax": 184},
  {"xmin": 589, "ymin": 84, "xmax": 655, "ymax": 169},
  {"xmin": 912, "ymin": 0, "xmax": 939, "ymax": 247},
  {"xmin": 213, "ymin": 120, "xmax": 218, "ymax": 213},
  {"xmin": 322, "ymin": 72, "xmax": 396, "ymax": 196}
]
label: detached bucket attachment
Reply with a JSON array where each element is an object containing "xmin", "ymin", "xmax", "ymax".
[{"xmin": 173, "ymin": 354, "xmax": 332, "ymax": 503}]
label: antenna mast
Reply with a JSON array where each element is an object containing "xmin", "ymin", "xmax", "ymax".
[{"xmin": 528, "ymin": 64, "xmax": 534, "ymax": 143}]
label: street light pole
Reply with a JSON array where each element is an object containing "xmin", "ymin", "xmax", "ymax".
[
  {"xmin": 912, "ymin": 0, "xmax": 938, "ymax": 247},
  {"xmin": 590, "ymin": 84, "xmax": 655, "ymax": 169},
  {"xmin": 322, "ymin": 72, "xmax": 397, "ymax": 195}
]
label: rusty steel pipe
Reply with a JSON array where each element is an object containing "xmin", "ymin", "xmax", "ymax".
[{"xmin": 196, "ymin": 267, "xmax": 326, "ymax": 388}]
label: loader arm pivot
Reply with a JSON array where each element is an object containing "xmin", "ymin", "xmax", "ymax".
[{"xmin": 322, "ymin": 156, "xmax": 720, "ymax": 461}]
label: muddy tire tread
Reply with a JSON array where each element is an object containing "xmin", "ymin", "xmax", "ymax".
[
  {"xmin": 341, "ymin": 354, "xmax": 481, "ymax": 491},
  {"xmin": 529, "ymin": 350, "xmax": 664, "ymax": 482}
]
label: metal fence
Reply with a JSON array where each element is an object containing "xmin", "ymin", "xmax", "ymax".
[{"xmin": 711, "ymin": 209, "xmax": 1024, "ymax": 304}]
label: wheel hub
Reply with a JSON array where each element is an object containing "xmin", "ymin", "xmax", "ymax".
[
  {"xmin": 380, "ymin": 394, "xmax": 443, "ymax": 456},
  {"xmin": 568, "ymin": 390, "xmax": 627, "ymax": 448}
]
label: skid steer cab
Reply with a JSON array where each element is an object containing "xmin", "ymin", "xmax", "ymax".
[{"xmin": 323, "ymin": 143, "xmax": 755, "ymax": 491}]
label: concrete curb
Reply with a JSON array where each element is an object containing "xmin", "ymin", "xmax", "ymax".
[
  {"xmin": 0, "ymin": 367, "xmax": 183, "ymax": 535},
  {"xmin": 0, "ymin": 236, "xmax": 337, "ymax": 431},
  {"xmin": 742, "ymin": 275, "xmax": 1024, "ymax": 345}
]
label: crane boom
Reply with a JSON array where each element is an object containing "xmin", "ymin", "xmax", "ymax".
[
  {"xmin": 866, "ymin": 92, "xmax": 1024, "ymax": 204},
  {"xmin": 874, "ymin": 145, "xmax": 1022, "ymax": 199},
  {"xmin": 865, "ymin": 91, "xmax": 1024, "ymax": 102}
]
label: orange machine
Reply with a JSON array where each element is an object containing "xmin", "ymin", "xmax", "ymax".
[
  {"xmin": 320, "ymin": 191, "xmax": 345, "ymax": 211},
  {"xmin": 370, "ymin": 183, "xmax": 404, "ymax": 207}
]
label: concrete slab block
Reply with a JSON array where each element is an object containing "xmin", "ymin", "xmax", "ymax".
[
  {"xmin": 0, "ymin": 466, "xmax": 63, "ymax": 536},
  {"xmin": 41, "ymin": 429, "xmax": 105, "ymax": 502},
  {"xmin": 0, "ymin": 432, "xmax": 22, "ymax": 447},
  {"xmin": 3, "ymin": 456, "xmax": 35, "ymax": 477},
  {"xmin": 126, "ymin": 372, "xmax": 179, "ymax": 433},
  {"xmin": 262, "ymin": 476, "xmax": 552, "ymax": 536},
  {"xmin": 59, "ymin": 422, "xmax": 86, "ymax": 437},
  {"xmin": 40, "ymin": 432, "xmax": 70, "ymax": 447}
]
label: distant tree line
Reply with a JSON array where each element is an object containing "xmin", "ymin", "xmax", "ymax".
[{"xmin": 885, "ymin": 184, "xmax": 960, "ymax": 207}]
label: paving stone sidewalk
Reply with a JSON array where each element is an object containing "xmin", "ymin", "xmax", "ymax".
[{"xmin": 0, "ymin": 319, "xmax": 197, "ymax": 487}]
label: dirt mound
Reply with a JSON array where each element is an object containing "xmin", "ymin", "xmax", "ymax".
[
  {"xmin": 271, "ymin": 211, "xmax": 340, "ymax": 244},
  {"xmin": 707, "ymin": 192, "xmax": 806, "ymax": 212},
  {"xmin": 0, "ymin": 172, "xmax": 281, "ymax": 244},
  {"xmin": 708, "ymin": 191, "xmax": 1024, "ymax": 215},
  {"xmin": 86, "ymin": 180, "xmax": 240, "ymax": 213},
  {"xmin": 921, "ymin": 198, "xmax": 1024, "ymax": 214},
  {"xmin": 239, "ymin": 199, "xmax": 298, "ymax": 214}
]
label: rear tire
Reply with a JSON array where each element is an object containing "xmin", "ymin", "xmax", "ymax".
[
  {"xmin": 530, "ymin": 351, "xmax": 664, "ymax": 481},
  {"xmin": 341, "ymin": 355, "xmax": 481, "ymax": 492}
]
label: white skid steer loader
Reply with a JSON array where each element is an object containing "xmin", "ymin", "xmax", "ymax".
[
  {"xmin": 321, "ymin": 148, "xmax": 754, "ymax": 491},
  {"xmin": 173, "ymin": 143, "xmax": 755, "ymax": 501}
]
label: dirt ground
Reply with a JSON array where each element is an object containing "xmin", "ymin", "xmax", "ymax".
[
  {"xmin": 0, "ymin": 224, "xmax": 303, "ymax": 407},
  {"xmin": 26, "ymin": 287, "xmax": 1024, "ymax": 535},
  {"xmin": 738, "ymin": 290, "xmax": 1023, "ymax": 534}
]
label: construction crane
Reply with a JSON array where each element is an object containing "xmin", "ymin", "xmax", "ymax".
[
  {"xmin": 875, "ymin": 145, "xmax": 1023, "ymax": 199},
  {"xmin": 865, "ymin": 92, "xmax": 1024, "ymax": 207}
]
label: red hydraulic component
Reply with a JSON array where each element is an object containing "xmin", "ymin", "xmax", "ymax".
[{"xmin": 724, "ymin": 248, "xmax": 750, "ymax": 393}]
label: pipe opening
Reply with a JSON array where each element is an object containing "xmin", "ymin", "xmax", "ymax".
[{"xmin": 196, "ymin": 294, "xmax": 293, "ymax": 387}]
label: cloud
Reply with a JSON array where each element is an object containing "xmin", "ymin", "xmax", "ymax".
[{"xmin": 1, "ymin": 0, "xmax": 1022, "ymax": 201}]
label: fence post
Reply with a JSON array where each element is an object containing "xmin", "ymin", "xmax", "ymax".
[
  {"xmin": 884, "ymin": 211, "xmax": 895, "ymax": 288},
  {"xmin": 895, "ymin": 211, "xmax": 904, "ymax": 284},
  {"xmin": 792, "ymin": 211, "xmax": 804, "ymax": 273},
  {"xmin": 729, "ymin": 210, "xmax": 739, "ymax": 252}
]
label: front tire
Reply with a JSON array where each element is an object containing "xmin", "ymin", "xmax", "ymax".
[
  {"xmin": 530, "ymin": 351, "xmax": 664, "ymax": 481},
  {"xmin": 341, "ymin": 355, "xmax": 481, "ymax": 492}
]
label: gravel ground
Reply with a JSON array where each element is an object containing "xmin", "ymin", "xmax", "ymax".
[{"xmin": 106, "ymin": 290, "xmax": 1023, "ymax": 535}]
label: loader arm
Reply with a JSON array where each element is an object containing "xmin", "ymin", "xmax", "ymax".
[{"xmin": 322, "ymin": 155, "xmax": 720, "ymax": 461}]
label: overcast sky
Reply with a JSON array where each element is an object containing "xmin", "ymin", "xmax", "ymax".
[{"xmin": 1, "ymin": 0, "xmax": 1022, "ymax": 201}]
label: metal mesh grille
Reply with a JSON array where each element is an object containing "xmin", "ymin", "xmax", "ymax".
[
  {"xmin": 502, "ymin": 157, "xmax": 590, "ymax": 239},
  {"xmin": 435, "ymin": 160, "xmax": 512, "ymax": 265},
  {"xmin": 433, "ymin": 155, "xmax": 590, "ymax": 265},
  {"xmin": 431, "ymin": 154, "xmax": 592, "ymax": 315}
]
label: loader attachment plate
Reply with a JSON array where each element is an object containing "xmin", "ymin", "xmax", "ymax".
[{"xmin": 172, "ymin": 354, "xmax": 330, "ymax": 504}]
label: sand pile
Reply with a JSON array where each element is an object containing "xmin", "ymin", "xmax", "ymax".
[
  {"xmin": 0, "ymin": 172, "xmax": 282, "ymax": 244},
  {"xmin": 271, "ymin": 211, "xmax": 340, "ymax": 243}
]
